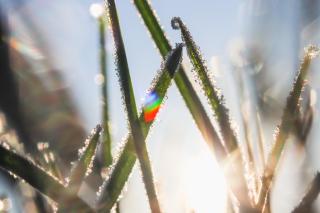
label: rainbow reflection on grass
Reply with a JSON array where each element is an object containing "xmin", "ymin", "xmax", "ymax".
[{"xmin": 143, "ymin": 91, "xmax": 162, "ymax": 123}]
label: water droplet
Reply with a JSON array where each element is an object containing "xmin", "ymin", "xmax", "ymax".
[
  {"xmin": 89, "ymin": 3, "xmax": 105, "ymax": 18},
  {"xmin": 95, "ymin": 74, "xmax": 105, "ymax": 85}
]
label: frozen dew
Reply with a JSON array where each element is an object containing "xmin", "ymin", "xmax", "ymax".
[
  {"xmin": 90, "ymin": 3, "xmax": 105, "ymax": 19},
  {"xmin": 95, "ymin": 73, "xmax": 105, "ymax": 85},
  {"xmin": 37, "ymin": 142, "xmax": 49, "ymax": 151},
  {"xmin": 100, "ymin": 167, "xmax": 109, "ymax": 179},
  {"xmin": 305, "ymin": 45, "xmax": 320, "ymax": 59}
]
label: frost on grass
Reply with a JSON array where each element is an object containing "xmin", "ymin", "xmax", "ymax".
[
  {"xmin": 96, "ymin": 44, "xmax": 183, "ymax": 212},
  {"xmin": 171, "ymin": 17, "xmax": 239, "ymax": 153},
  {"xmin": 258, "ymin": 45, "xmax": 320, "ymax": 208},
  {"xmin": 68, "ymin": 125, "xmax": 102, "ymax": 191}
]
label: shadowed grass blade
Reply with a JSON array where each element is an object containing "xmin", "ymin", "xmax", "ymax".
[
  {"xmin": 106, "ymin": 0, "xmax": 160, "ymax": 211},
  {"xmin": 98, "ymin": 14, "xmax": 113, "ymax": 167},
  {"xmin": 37, "ymin": 142, "xmax": 64, "ymax": 181},
  {"xmin": 0, "ymin": 145, "xmax": 91, "ymax": 210},
  {"xmin": 171, "ymin": 17, "xmax": 252, "ymax": 210},
  {"xmin": 96, "ymin": 43, "xmax": 183, "ymax": 212},
  {"xmin": 257, "ymin": 46, "xmax": 320, "ymax": 210},
  {"xmin": 68, "ymin": 125, "xmax": 102, "ymax": 193},
  {"xmin": 292, "ymin": 172, "xmax": 320, "ymax": 213},
  {"xmin": 57, "ymin": 125, "xmax": 102, "ymax": 212},
  {"xmin": 133, "ymin": 0, "xmax": 226, "ymax": 162}
]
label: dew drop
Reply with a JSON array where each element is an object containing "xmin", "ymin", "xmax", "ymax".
[
  {"xmin": 305, "ymin": 45, "xmax": 320, "ymax": 59},
  {"xmin": 89, "ymin": 3, "xmax": 105, "ymax": 19}
]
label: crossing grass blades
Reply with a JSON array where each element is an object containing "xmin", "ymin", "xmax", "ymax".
[{"xmin": 0, "ymin": 0, "xmax": 319, "ymax": 212}]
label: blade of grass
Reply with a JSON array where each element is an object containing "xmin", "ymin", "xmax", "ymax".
[
  {"xmin": 68, "ymin": 125, "xmax": 102, "ymax": 194},
  {"xmin": 292, "ymin": 172, "xmax": 320, "ymax": 213},
  {"xmin": 171, "ymin": 17, "xmax": 252, "ymax": 210},
  {"xmin": 58, "ymin": 125, "xmax": 102, "ymax": 212},
  {"xmin": 0, "ymin": 144, "xmax": 91, "ymax": 210},
  {"xmin": 98, "ymin": 13, "xmax": 113, "ymax": 167},
  {"xmin": 171, "ymin": 17, "xmax": 238, "ymax": 153},
  {"xmin": 106, "ymin": 0, "xmax": 160, "ymax": 211},
  {"xmin": 237, "ymin": 68, "xmax": 260, "ymax": 198},
  {"xmin": 133, "ymin": 0, "xmax": 226, "ymax": 162},
  {"xmin": 257, "ymin": 46, "xmax": 320, "ymax": 210},
  {"xmin": 37, "ymin": 143, "xmax": 63, "ymax": 181},
  {"xmin": 96, "ymin": 42, "xmax": 184, "ymax": 211}
]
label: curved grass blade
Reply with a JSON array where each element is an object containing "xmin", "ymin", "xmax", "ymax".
[
  {"xmin": 96, "ymin": 43, "xmax": 183, "ymax": 212},
  {"xmin": 171, "ymin": 17, "xmax": 238, "ymax": 155},
  {"xmin": 106, "ymin": 0, "xmax": 161, "ymax": 211},
  {"xmin": 133, "ymin": 0, "xmax": 226, "ymax": 162},
  {"xmin": 68, "ymin": 125, "xmax": 102, "ymax": 193},
  {"xmin": 98, "ymin": 14, "xmax": 113, "ymax": 168},
  {"xmin": 292, "ymin": 172, "xmax": 320, "ymax": 213},
  {"xmin": 0, "ymin": 145, "xmax": 91, "ymax": 210},
  {"xmin": 171, "ymin": 17, "xmax": 252, "ymax": 210},
  {"xmin": 257, "ymin": 46, "xmax": 320, "ymax": 210}
]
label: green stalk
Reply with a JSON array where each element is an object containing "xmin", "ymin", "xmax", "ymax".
[
  {"xmin": 58, "ymin": 125, "xmax": 102, "ymax": 212},
  {"xmin": 171, "ymin": 17, "xmax": 238, "ymax": 153},
  {"xmin": 106, "ymin": 0, "xmax": 160, "ymax": 212},
  {"xmin": 0, "ymin": 145, "xmax": 91, "ymax": 210},
  {"xmin": 133, "ymin": 0, "xmax": 226, "ymax": 162},
  {"xmin": 98, "ymin": 14, "xmax": 113, "ymax": 167},
  {"xmin": 96, "ymin": 40, "xmax": 183, "ymax": 212},
  {"xmin": 68, "ymin": 125, "xmax": 102, "ymax": 193},
  {"xmin": 257, "ymin": 46, "xmax": 320, "ymax": 210},
  {"xmin": 171, "ymin": 17, "xmax": 252, "ymax": 210}
]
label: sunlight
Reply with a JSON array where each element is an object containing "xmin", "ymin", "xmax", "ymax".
[{"xmin": 181, "ymin": 150, "xmax": 228, "ymax": 213}]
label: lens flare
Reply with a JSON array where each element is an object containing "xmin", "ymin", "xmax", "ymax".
[
  {"xmin": 143, "ymin": 91, "xmax": 161, "ymax": 123},
  {"xmin": 9, "ymin": 37, "xmax": 44, "ymax": 60}
]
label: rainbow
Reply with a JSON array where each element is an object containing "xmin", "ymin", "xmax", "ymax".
[{"xmin": 143, "ymin": 91, "xmax": 161, "ymax": 123}]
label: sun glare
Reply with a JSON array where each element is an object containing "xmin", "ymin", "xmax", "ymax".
[{"xmin": 181, "ymin": 150, "xmax": 228, "ymax": 213}]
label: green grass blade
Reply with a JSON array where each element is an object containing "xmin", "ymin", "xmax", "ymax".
[
  {"xmin": 98, "ymin": 14, "xmax": 113, "ymax": 167},
  {"xmin": 171, "ymin": 17, "xmax": 252, "ymax": 210},
  {"xmin": 171, "ymin": 17, "xmax": 237, "ymax": 154},
  {"xmin": 96, "ymin": 43, "xmax": 183, "ymax": 211},
  {"xmin": 0, "ymin": 145, "xmax": 91, "ymax": 210},
  {"xmin": 68, "ymin": 125, "xmax": 102, "ymax": 193},
  {"xmin": 106, "ymin": 0, "xmax": 161, "ymax": 211},
  {"xmin": 292, "ymin": 172, "xmax": 320, "ymax": 213},
  {"xmin": 37, "ymin": 143, "xmax": 64, "ymax": 181},
  {"xmin": 257, "ymin": 46, "xmax": 320, "ymax": 210},
  {"xmin": 133, "ymin": 0, "xmax": 226, "ymax": 162}
]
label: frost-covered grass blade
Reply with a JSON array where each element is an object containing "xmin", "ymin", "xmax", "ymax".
[
  {"xmin": 171, "ymin": 17, "xmax": 253, "ymax": 210},
  {"xmin": 0, "ymin": 144, "xmax": 91, "ymax": 210},
  {"xmin": 96, "ymin": 42, "xmax": 183, "ymax": 212},
  {"xmin": 98, "ymin": 13, "xmax": 113, "ymax": 168},
  {"xmin": 133, "ymin": 0, "xmax": 226, "ymax": 162},
  {"xmin": 171, "ymin": 17, "xmax": 238, "ymax": 155},
  {"xmin": 68, "ymin": 125, "xmax": 102, "ymax": 194},
  {"xmin": 105, "ymin": 0, "xmax": 161, "ymax": 211},
  {"xmin": 257, "ymin": 46, "xmax": 320, "ymax": 210},
  {"xmin": 57, "ymin": 125, "xmax": 102, "ymax": 212}
]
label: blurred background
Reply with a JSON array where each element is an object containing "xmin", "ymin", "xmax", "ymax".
[{"xmin": 0, "ymin": 0, "xmax": 320, "ymax": 212}]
